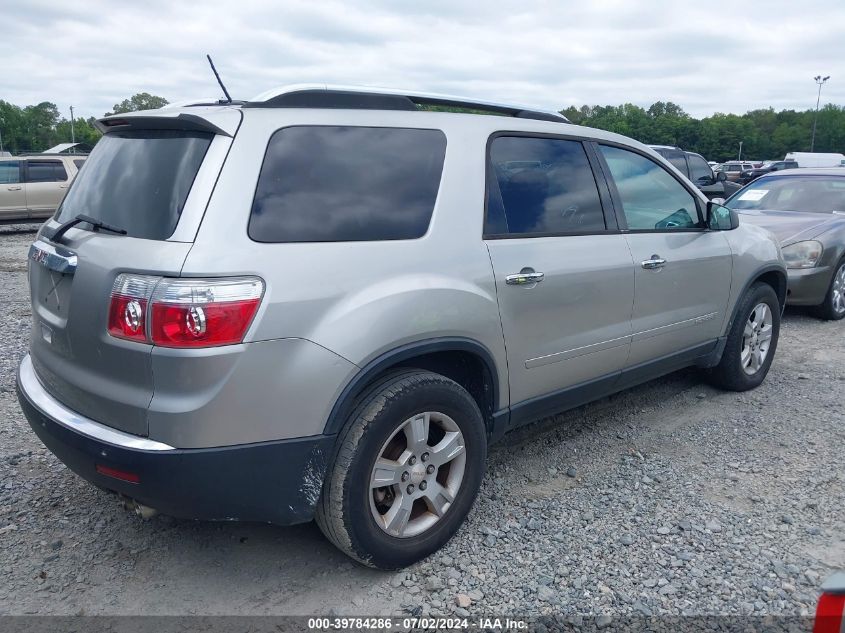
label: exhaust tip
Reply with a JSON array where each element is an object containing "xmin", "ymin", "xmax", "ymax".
[{"xmin": 118, "ymin": 494, "xmax": 159, "ymax": 520}]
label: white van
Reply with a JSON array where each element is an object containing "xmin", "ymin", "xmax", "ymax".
[{"xmin": 784, "ymin": 152, "xmax": 845, "ymax": 168}]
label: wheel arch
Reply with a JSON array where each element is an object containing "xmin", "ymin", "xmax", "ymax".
[
  {"xmin": 323, "ymin": 337, "xmax": 502, "ymax": 438},
  {"xmin": 726, "ymin": 264, "xmax": 787, "ymax": 335}
]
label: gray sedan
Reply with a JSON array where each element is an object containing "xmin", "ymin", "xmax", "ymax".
[{"xmin": 725, "ymin": 168, "xmax": 845, "ymax": 320}]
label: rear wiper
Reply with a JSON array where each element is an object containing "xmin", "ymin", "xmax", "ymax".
[{"xmin": 47, "ymin": 214, "xmax": 127, "ymax": 244}]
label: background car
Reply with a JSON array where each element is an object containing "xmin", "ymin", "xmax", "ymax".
[
  {"xmin": 720, "ymin": 161, "xmax": 756, "ymax": 182},
  {"xmin": 738, "ymin": 159, "xmax": 799, "ymax": 184},
  {"xmin": 0, "ymin": 154, "xmax": 85, "ymax": 224},
  {"xmin": 725, "ymin": 168, "xmax": 845, "ymax": 319},
  {"xmin": 649, "ymin": 145, "xmax": 741, "ymax": 199}
]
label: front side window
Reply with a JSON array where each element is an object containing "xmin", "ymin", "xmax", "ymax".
[
  {"xmin": 600, "ymin": 145, "xmax": 701, "ymax": 231},
  {"xmin": 687, "ymin": 154, "xmax": 713, "ymax": 184},
  {"xmin": 0, "ymin": 161, "xmax": 20, "ymax": 184},
  {"xmin": 249, "ymin": 126, "xmax": 446, "ymax": 243},
  {"xmin": 27, "ymin": 160, "xmax": 67, "ymax": 183},
  {"xmin": 485, "ymin": 136, "xmax": 606, "ymax": 236}
]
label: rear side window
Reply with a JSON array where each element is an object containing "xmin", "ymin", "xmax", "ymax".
[
  {"xmin": 56, "ymin": 130, "xmax": 212, "ymax": 240},
  {"xmin": 249, "ymin": 126, "xmax": 446, "ymax": 243},
  {"xmin": 0, "ymin": 161, "xmax": 20, "ymax": 184},
  {"xmin": 27, "ymin": 160, "xmax": 67, "ymax": 182},
  {"xmin": 73, "ymin": 159, "xmax": 86, "ymax": 170},
  {"xmin": 485, "ymin": 136, "xmax": 606, "ymax": 236},
  {"xmin": 662, "ymin": 151, "xmax": 689, "ymax": 176}
]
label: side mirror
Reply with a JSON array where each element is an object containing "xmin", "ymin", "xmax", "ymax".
[
  {"xmin": 706, "ymin": 200, "xmax": 739, "ymax": 230},
  {"xmin": 716, "ymin": 171, "xmax": 727, "ymax": 182}
]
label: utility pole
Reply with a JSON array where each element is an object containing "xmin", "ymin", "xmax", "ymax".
[
  {"xmin": 810, "ymin": 75, "xmax": 830, "ymax": 152},
  {"xmin": 738, "ymin": 141, "xmax": 743, "ymax": 161},
  {"xmin": 69, "ymin": 106, "xmax": 76, "ymax": 146}
]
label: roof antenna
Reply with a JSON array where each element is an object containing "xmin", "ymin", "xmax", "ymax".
[{"xmin": 206, "ymin": 54, "xmax": 232, "ymax": 103}]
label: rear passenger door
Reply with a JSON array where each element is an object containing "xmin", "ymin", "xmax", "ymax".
[
  {"xmin": 485, "ymin": 135, "xmax": 635, "ymax": 414},
  {"xmin": 0, "ymin": 161, "xmax": 27, "ymax": 219},
  {"xmin": 24, "ymin": 159, "xmax": 70, "ymax": 217},
  {"xmin": 596, "ymin": 144, "xmax": 732, "ymax": 371}
]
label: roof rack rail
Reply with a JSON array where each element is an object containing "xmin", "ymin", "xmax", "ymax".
[{"xmin": 244, "ymin": 84, "xmax": 569, "ymax": 124}]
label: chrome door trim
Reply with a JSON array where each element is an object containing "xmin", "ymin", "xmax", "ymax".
[
  {"xmin": 525, "ymin": 334, "xmax": 632, "ymax": 369},
  {"xmin": 631, "ymin": 312, "xmax": 719, "ymax": 343}
]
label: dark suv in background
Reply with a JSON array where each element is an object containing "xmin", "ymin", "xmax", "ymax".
[
  {"xmin": 650, "ymin": 146, "xmax": 741, "ymax": 199},
  {"xmin": 738, "ymin": 160, "xmax": 799, "ymax": 185}
]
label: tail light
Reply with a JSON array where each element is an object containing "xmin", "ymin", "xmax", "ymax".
[
  {"xmin": 107, "ymin": 274, "xmax": 264, "ymax": 348},
  {"xmin": 815, "ymin": 573, "xmax": 845, "ymax": 633},
  {"xmin": 107, "ymin": 275, "xmax": 158, "ymax": 343}
]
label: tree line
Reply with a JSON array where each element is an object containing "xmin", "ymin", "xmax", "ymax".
[
  {"xmin": 1, "ymin": 91, "xmax": 842, "ymax": 162},
  {"xmin": 0, "ymin": 93, "xmax": 168, "ymax": 154},
  {"xmin": 560, "ymin": 101, "xmax": 845, "ymax": 162}
]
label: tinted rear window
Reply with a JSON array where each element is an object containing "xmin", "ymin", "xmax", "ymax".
[
  {"xmin": 249, "ymin": 126, "xmax": 447, "ymax": 243},
  {"xmin": 56, "ymin": 130, "xmax": 212, "ymax": 240}
]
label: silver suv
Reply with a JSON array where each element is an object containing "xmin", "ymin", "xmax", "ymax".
[{"xmin": 17, "ymin": 86, "xmax": 786, "ymax": 569}]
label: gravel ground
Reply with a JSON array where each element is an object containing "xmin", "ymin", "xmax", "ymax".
[{"xmin": 0, "ymin": 224, "xmax": 843, "ymax": 617}]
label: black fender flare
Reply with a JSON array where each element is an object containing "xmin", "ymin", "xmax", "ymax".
[{"xmin": 323, "ymin": 337, "xmax": 501, "ymax": 436}]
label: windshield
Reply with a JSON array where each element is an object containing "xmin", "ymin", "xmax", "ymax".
[
  {"xmin": 56, "ymin": 129, "xmax": 212, "ymax": 240},
  {"xmin": 727, "ymin": 176, "xmax": 845, "ymax": 214}
]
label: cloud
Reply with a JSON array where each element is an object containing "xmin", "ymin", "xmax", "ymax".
[{"xmin": 2, "ymin": 0, "xmax": 843, "ymax": 119}]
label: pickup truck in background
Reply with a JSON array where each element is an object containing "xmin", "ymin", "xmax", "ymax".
[{"xmin": 650, "ymin": 145, "xmax": 742, "ymax": 199}]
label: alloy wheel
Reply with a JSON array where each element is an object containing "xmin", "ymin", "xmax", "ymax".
[
  {"xmin": 741, "ymin": 302, "xmax": 774, "ymax": 375},
  {"xmin": 832, "ymin": 262, "xmax": 845, "ymax": 315},
  {"xmin": 369, "ymin": 411, "xmax": 466, "ymax": 538}
]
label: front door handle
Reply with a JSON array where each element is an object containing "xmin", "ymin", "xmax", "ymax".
[
  {"xmin": 641, "ymin": 255, "xmax": 667, "ymax": 270},
  {"xmin": 506, "ymin": 268, "xmax": 545, "ymax": 285},
  {"xmin": 7, "ymin": 186, "xmax": 22, "ymax": 191}
]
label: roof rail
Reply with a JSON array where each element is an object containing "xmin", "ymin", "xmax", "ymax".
[{"xmin": 245, "ymin": 84, "xmax": 569, "ymax": 123}]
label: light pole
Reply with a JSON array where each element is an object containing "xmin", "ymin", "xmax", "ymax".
[
  {"xmin": 810, "ymin": 75, "xmax": 830, "ymax": 152},
  {"xmin": 738, "ymin": 141, "xmax": 743, "ymax": 161},
  {"xmin": 69, "ymin": 106, "xmax": 76, "ymax": 146}
]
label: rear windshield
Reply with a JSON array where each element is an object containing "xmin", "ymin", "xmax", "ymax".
[
  {"xmin": 249, "ymin": 126, "xmax": 447, "ymax": 242},
  {"xmin": 56, "ymin": 130, "xmax": 212, "ymax": 240}
]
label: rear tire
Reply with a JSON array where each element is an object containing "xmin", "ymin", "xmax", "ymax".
[
  {"xmin": 810, "ymin": 258, "xmax": 845, "ymax": 321},
  {"xmin": 708, "ymin": 282, "xmax": 781, "ymax": 391},
  {"xmin": 315, "ymin": 370, "xmax": 486, "ymax": 569}
]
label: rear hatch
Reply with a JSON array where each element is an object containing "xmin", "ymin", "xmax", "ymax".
[{"xmin": 28, "ymin": 109, "xmax": 239, "ymax": 436}]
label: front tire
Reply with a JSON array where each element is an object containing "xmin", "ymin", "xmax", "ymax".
[
  {"xmin": 708, "ymin": 282, "xmax": 781, "ymax": 391},
  {"xmin": 315, "ymin": 370, "xmax": 487, "ymax": 569},
  {"xmin": 811, "ymin": 258, "xmax": 845, "ymax": 321}
]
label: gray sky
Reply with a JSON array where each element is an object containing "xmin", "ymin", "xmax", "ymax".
[{"xmin": 4, "ymin": 0, "xmax": 843, "ymax": 120}]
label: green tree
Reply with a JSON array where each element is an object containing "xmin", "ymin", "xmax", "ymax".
[{"xmin": 106, "ymin": 92, "xmax": 169, "ymax": 116}]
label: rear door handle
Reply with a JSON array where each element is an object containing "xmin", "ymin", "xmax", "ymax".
[
  {"xmin": 7, "ymin": 186, "xmax": 21, "ymax": 191},
  {"xmin": 506, "ymin": 268, "xmax": 545, "ymax": 285},
  {"xmin": 641, "ymin": 255, "xmax": 667, "ymax": 270}
]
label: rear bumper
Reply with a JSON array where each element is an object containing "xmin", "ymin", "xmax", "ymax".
[
  {"xmin": 17, "ymin": 354, "xmax": 334, "ymax": 525},
  {"xmin": 786, "ymin": 266, "xmax": 832, "ymax": 306}
]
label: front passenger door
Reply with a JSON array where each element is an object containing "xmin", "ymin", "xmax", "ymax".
[{"xmin": 597, "ymin": 144, "xmax": 732, "ymax": 370}]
